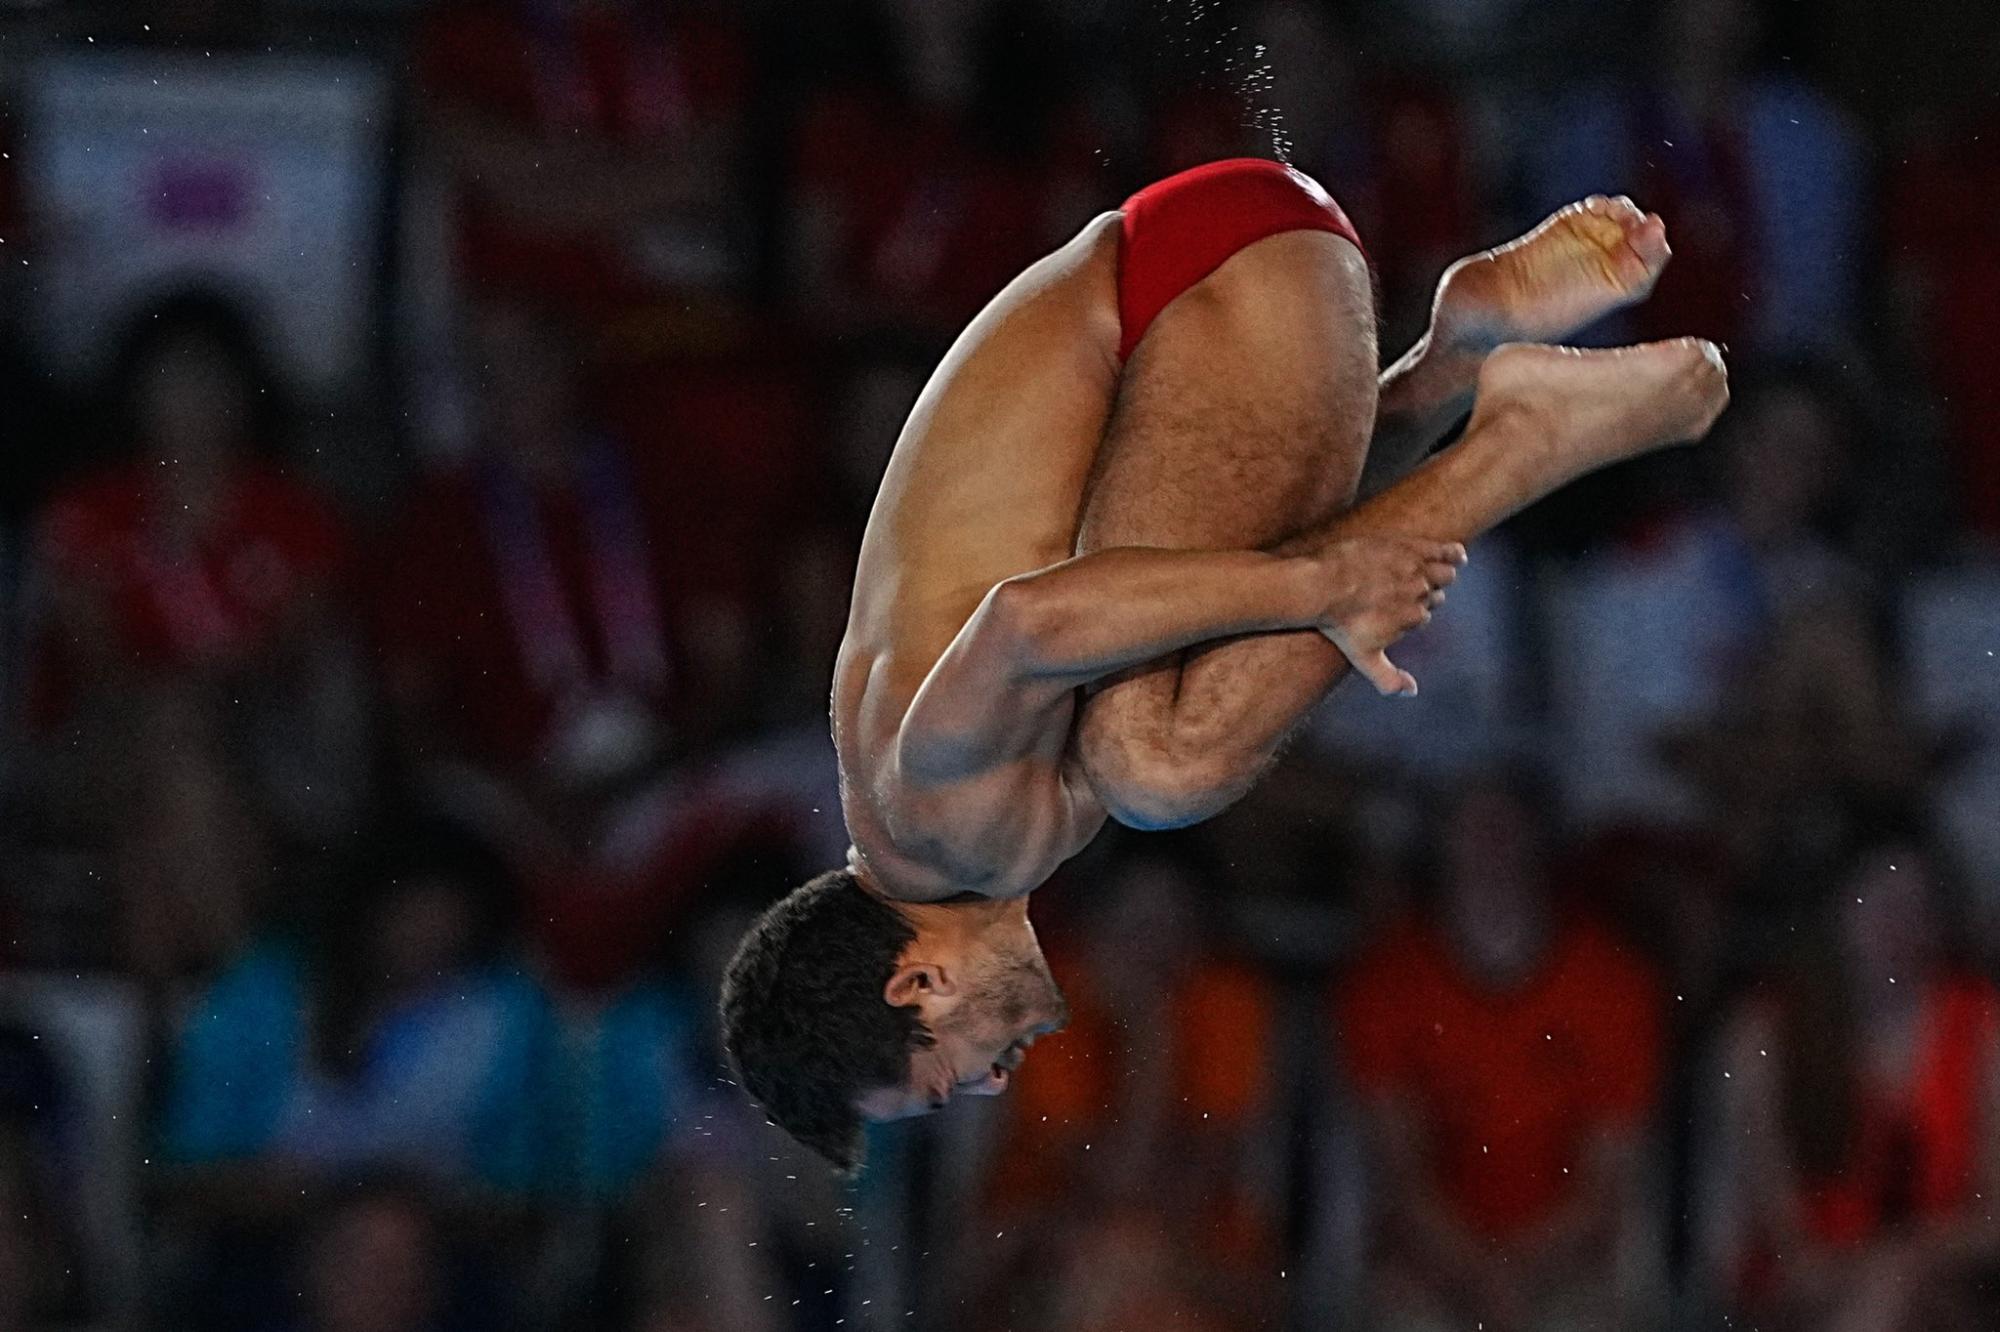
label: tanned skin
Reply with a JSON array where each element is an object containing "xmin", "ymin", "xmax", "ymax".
[{"xmin": 829, "ymin": 194, "xmax": 1727, "ymax": 1115}]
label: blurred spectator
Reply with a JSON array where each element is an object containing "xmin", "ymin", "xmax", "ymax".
[
  {"xmin": 26, "ymin": 294, "xmax": 343, "ymax": 704},
  {"xmin": 1356, "ymin": 0, "xmax": 1611, "ymax": 78},
  {"xmin": 379, "ymin": 296, "xmax": 839, "ymax": 992},
  {"xmin": 159, "ymin": 828, "xmax": 551, "ymax": 1188},
  {"xmin": 113, "ymin": 692, "xmax": 272, "ymax": 980},
  {"xmin": 1336, "ymin": 774, "xmax": 1664, "ymax": 1331},
  {"xmin": 584, "ymin": 1159, "xmax": 785, "ymax": 1332},
  {"xmin": 1884, "ymin": 79, "xmax": 2000, "ymax": 540},
  {"xmin": 1661, "ymin": 577, "xmax": 1936, "ymax": 879},
  {"xmin": 1698, "ymin": 834, "xmax": 2000, "ymax": 1331},
  {"xmin": 555, "ymin": 881, "xmax": 846, "ymax": 1332},
  {"xmin": 966, "ymin": 840, "xmax": 1285, "ymax": 1331},
  {"xmin": 291, "ymin": 1177, "xmax": 451, "ymax": 1332},
  {"xmin": 379, "ymin": 300, "xmax": 679, "ymax": 795},
  {"xmin": 414, "ymin": 0, "xmax": 755, "ymax": 333},
  {"xmin": 564, "ymin": 964, "xmax": 711, "ymax": 1202},
  {"xmin": 1522, "ymin": 0, "xmax": 1865, "ymax": 354},
  {"xmin": 1704, "ymin": 362, "xmax": 1869, "ymax": 583},
  {"xmin": 22, "ymin": 295, "xmax": 350, "ymax": 836},
  {"xmin": 17, "ymin": 293, "xmax": 356, "ymax": 972},
  {"xmin": 155, "ymin": 828, "xmax": 554, "ymax": 1324},
  {"xmin": 380, "ymin": 296, "xmax": 827, "ymax": 792},
  {"xmin": 1569, "ymin": 826, "xmax": 1733, "ymax": 1019},
  {"xmin": 560, "ymin": 862, "xmax": 769, "ymax": 1186},
  {"xmin": 783, "ymin": 0, "xmax": 1101, "ymax": 338},
  {"xmin": 1904, "ymin": 562, "xmax": 2000, "ymax": 939},
  {"xmin": 1552, "ymin": 361, "xmax": 1883, "ymax": 828}
]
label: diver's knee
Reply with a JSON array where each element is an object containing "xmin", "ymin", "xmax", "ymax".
[{"xmin": 1078, "ymin": 723, "xmax": 1242, "ymax": 831}]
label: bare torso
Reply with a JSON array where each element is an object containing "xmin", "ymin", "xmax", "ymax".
[{"xmin": 834, "ymin": 213, "xmax": 1125, "ymax": 902}]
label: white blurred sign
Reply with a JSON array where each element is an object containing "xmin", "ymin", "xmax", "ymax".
[{"xmin": 22, "ymin": 51, "xmax": 388, "ymax": 394}]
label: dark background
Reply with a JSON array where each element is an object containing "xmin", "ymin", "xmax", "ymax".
[{"xmin": 0, "ymin": 0, "xmax": 1998, "ymax": 1328}]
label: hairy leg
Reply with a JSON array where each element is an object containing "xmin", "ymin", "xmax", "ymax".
[
  {"xmin": 1072, "ymin": 229, "xmax": 1384, "ymax": 827},
  {"xmin": 1078, "ymin": 332, "xmax": 1727, "ymax": 828},
  {"xmin": 1075, "ymin": 197, "xmax": 1692, "ymax": 828}
]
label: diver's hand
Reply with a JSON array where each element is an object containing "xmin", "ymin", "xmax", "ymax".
[{"xmin": 1310, "ymin": 536, "xmax": 1465, "ymax": 696}]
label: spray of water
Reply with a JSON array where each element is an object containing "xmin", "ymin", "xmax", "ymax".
[{"xmin": 1155, "ymin": 0, "xmax": 1293, "ymax": 163}]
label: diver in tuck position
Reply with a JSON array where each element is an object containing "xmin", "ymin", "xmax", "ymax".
[{"xmin": 721, "ymin": 158, "xmax": 1728, "ymax": 1171}]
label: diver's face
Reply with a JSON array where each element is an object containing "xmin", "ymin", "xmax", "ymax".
[{"xmin": 855, "ymin": 929, "xmax": 1068, "ymax": 1123}]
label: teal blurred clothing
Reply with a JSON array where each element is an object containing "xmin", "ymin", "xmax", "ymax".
[
  {"xmin": 160, "ymin": 942, "xmax": 560, "ymax": 1195},
  {"xmin": 560, "ymin": 979, "xmax": 713, "ymax": 1200}
]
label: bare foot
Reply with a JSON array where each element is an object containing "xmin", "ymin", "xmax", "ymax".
[
  {"xmin": 1432, "ymin": 196, "xmax": 1672, "ymax": 351},
  {"xmin": 1470, "ymin": 339, "xmax": 1730, "ymax": 473}
]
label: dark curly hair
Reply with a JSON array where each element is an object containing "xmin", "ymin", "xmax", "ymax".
[{"xmin": 718, "ymin": 869, "xmax": 932, "ymax": 1175}]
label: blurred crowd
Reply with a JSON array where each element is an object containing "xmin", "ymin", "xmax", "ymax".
[{"xmin": 0, "ymin": 0, "xmax": 1998, "ymax": 1327}]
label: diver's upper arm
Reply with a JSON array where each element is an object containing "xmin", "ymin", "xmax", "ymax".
[{"xmin": 894, "ymin": 580, "xmax": 1074, "ymax": 784}]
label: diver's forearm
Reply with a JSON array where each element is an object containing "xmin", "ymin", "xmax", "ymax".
[{"xmin": 995, "ymin": 546, "xmax": 1323, "ymax": 682}]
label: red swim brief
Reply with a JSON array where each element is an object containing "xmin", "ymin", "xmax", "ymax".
[{"xmin": 1116, "ymin": 157, "xmax": 1366, "ymax": 363}]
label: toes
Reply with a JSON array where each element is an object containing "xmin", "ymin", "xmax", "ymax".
[
  {"xmin": 1627, "ymin": 214, "xmax": 1672, "ymax": 271},
  {"xmin": 1676, "ymin": 337, "xmax": 1728, "ymax": 375},
  {"xmin": 1581, "ymin": 194, "xmax": 1645, "ymax": 223}
]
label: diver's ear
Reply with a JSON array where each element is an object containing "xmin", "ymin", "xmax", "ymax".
[{"xmin": 884, "ymin": 961, "xmax": 956, "ymax": 1006}]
